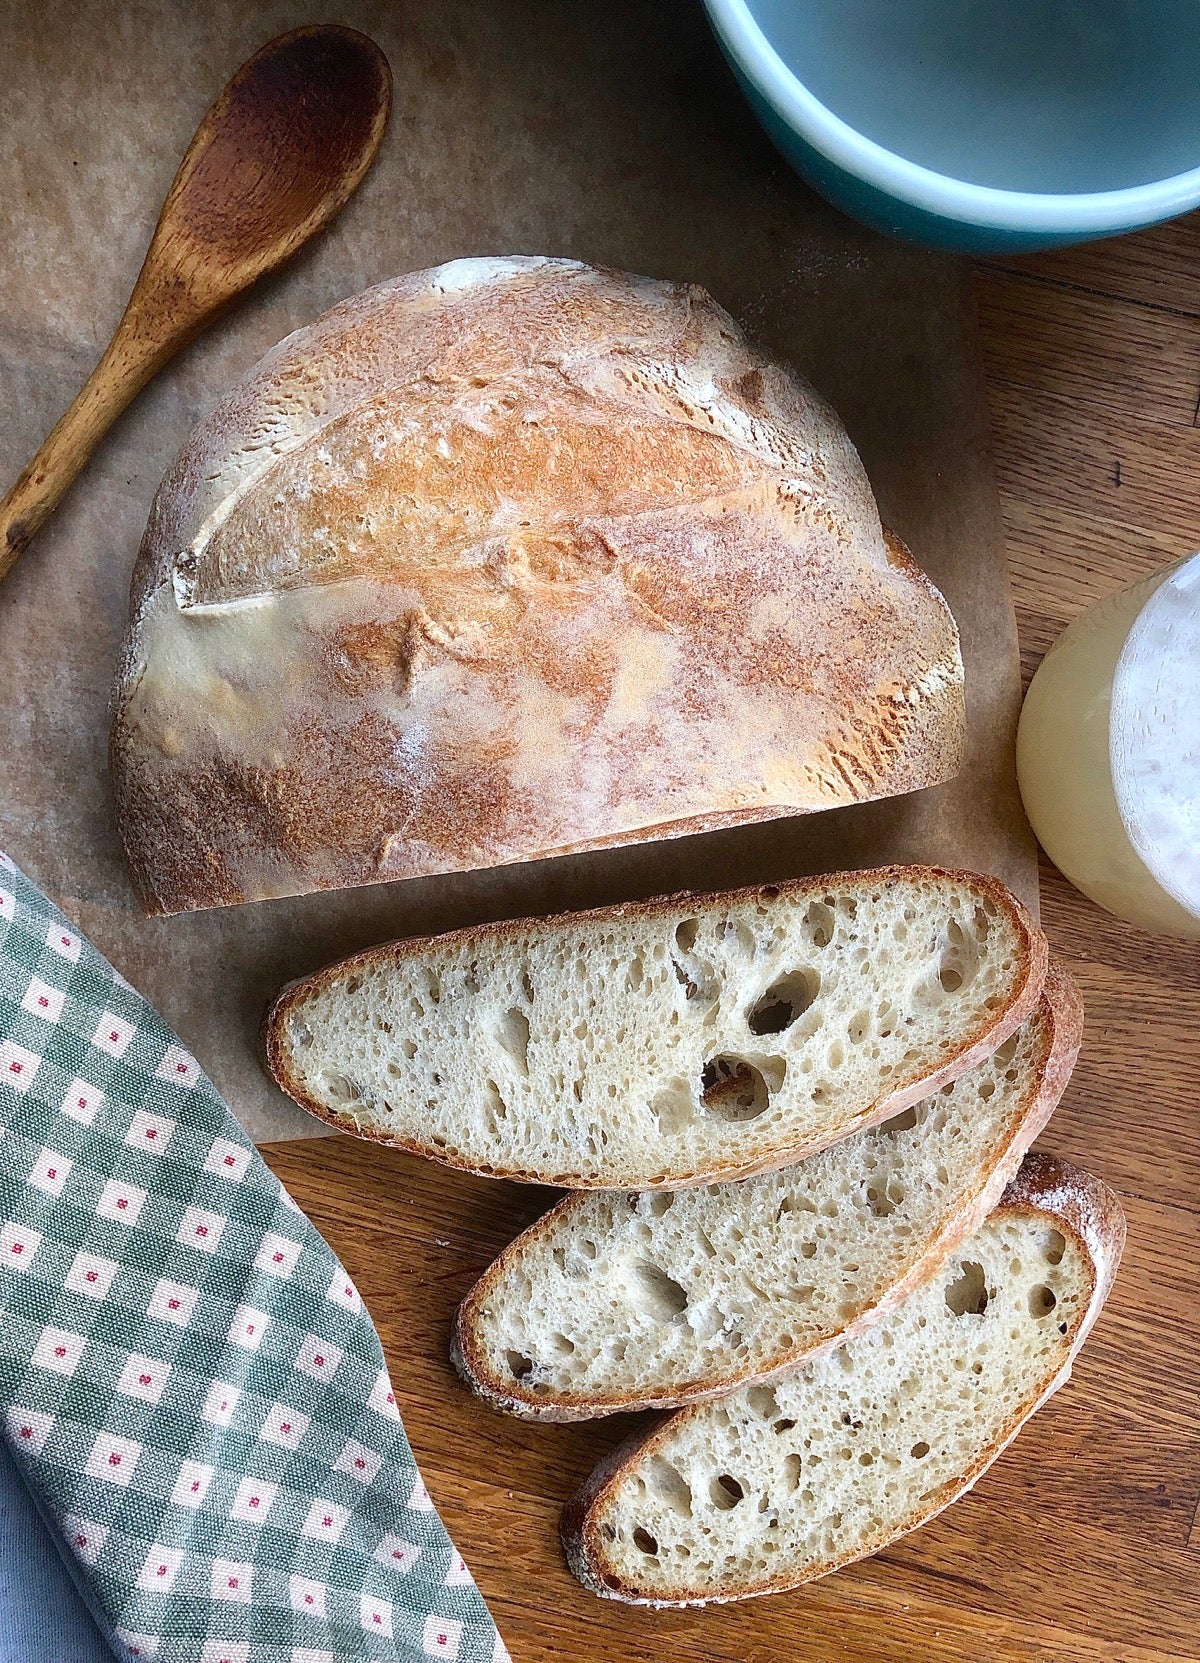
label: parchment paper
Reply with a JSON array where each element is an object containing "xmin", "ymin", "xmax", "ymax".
[{"xmin": 0, "ymin": 0, "xmax": 1036, "ymax": 1142}]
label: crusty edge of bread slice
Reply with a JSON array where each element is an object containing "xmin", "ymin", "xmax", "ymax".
[
  {"xmin": 451, "ymin": 960, "xmax": 1082, "ymax": 1420},
  {"xmin": 560, "ymin": 1150, "xmax": 1127, "ymax": 1605},
  {"xmin": 261, "ymin": 865, "xmax": 1049, "ymax": 1187}
]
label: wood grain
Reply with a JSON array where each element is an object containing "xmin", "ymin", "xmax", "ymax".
[{"xmin": 264, "ymin": 222, "xmax": 1200, "ymax": 1662}]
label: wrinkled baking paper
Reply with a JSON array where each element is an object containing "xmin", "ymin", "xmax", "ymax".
[{"xmin": 0, "ymin": 0, "xmax": 1036, "ymax": 1142}]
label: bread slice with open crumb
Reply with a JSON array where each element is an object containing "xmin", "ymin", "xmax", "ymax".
[
  {"xmin": 562, "ymin": 1152, "xmax": 1125, "ymax": 1605},
  {"xmin": 264, "ymin": 866, "xmax": 1046, "ymax": 1189},
  {"xmin": 453, "ymin": 963, "xmax": 1081, "ymax": 1418}
]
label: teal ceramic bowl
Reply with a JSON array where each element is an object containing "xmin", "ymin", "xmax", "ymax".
[{"xmin": 702, "ymin": 0, "xmax": 1200, "ymax": 252}]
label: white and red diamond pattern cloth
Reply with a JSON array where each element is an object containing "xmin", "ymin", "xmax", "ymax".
[{"xmin": 0, "ymin": 852, "xmax": 509, "ymax": 1663}]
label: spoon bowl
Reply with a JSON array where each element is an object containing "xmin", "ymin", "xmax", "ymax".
[{"xmin": 160, "ymin": 26, "xmax": 391, "ymax": 293}]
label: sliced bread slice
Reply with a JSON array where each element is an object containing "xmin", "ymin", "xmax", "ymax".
[
  {"xmin": 264, "ymin": 867, "xmax": 1046, "ymax": 1189},
  {"xmin": 562, "ymin": 1152, "xmax": 1125, "ymax": 1606},
  {"xmin": 453, "ymin": 963, "xmax": 1081, "ymax": 1418}
]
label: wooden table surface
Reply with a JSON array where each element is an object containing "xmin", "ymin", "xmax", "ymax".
[{"xmin": 265, "ymin": 223, "xmax": 1200, "ymax": 1663}]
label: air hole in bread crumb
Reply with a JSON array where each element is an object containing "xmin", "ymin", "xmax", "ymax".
[
  {"xmin": 782, "ymin": 1453, "xmax": 802, "ymax": 1489},
  {"xmin": 945, "ymin": 1260, "xmax": 989, "ymax": 1317},
  {"xmin": 346, "ymin": 978, "xmax": 362, "ymax": 995},
  {"xmin": 1041, "ymin": 1229, "xmax": 1066, "ymax": 1265},
  {"xmin": 649, "ymin": 1193, "xmax": 673, "ymax": 1217},
  {"xmin": 719, "ymin": 918, "xmax": 757, "ymax": 958},
  {"xmin": 710, "ymin": 1474, "xmax": 744, "ymax": 1509},
  {"xmin": 993, "ymin": 1032, "xmax": 1021, "ymax": 1067},
  {"xmin": 321, "ymin": 1072, "xmax": 361, "ymax": 1105},
  {"xmin": 646, "ymin": 1458, "xmax": 693, "ymax": 1516},
  {"xmin": 700, "ymin": 1056, "xmax": 772, "ymax": 1121},
  {"xmin": 482, "ymin": 1078, "xmax": 508, "ymax": 1131},
  {"xmin": 910, "ymin": 1441, "xmax": 931, "ymax": 1459},
  {"xmin": 777, "ymin": 1191, "xmax": 817, "ymax": 1219},
  {"xmin": 747, "ymin": 1387, "xmax": 778, "ymax": 1419},
  {"xmin": 1028, "ymin": 1283, "xmax": 1057, "ymax": 1317},
  {"xmin": 747, "ymin": 968, "xmax": 820, "ymax": 1036},
  {"xmin": 650, "ymin": 1077, "xmax": 696, "ymax": 1135},
  {"xmin": 632, "ymin": 1528, "xmax": 659, "ymax": 1556},
  {"xmin": 803, "ymin": 901, "xmax": 835, "ymax": 948},
  {"xmin": 674, "ymin": 918, "xmax": 699, "ymax": 952},
  {"xmin": 495, "ymin": 1007, "xmax": 530, "ymax": 1073},
  {"xmin": 879, "ymin": 1106, "xmax": 919, "ymax": 1135},
  {"xmin": 866, "ymin": 1181, "xmax": 904, "ymax": 1219},
  {"xmin": 629, "ymin": 1260, "xmax": 689, "ymax": 1322},
  {"xmin": 505, "ymin": 1350, "xmax": 533, "ymax": 1380},
  {"xmin": 669, "ymin": 922, "xmax": 717, "ymax": 1005}
]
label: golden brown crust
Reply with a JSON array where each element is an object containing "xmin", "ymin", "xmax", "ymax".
[
  {"xmin": 111, "ymin": 257, "xmax": 964, "ymax": 915},
  {"xmin": 262, "ymin": 865, "xmax": 1048, "ymax": 1186},
  {"xmin": 451, "ymin": 960, "xmax": 1082, "ymax": 1419},
  {"xmin": 561, "ymin": 1151, "xmax": 1126, "ymax": 1605}
]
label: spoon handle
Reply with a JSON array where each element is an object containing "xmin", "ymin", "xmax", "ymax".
[{"xmin": 0, "ymin": 304, "xmax": 183, "ymax": 585}]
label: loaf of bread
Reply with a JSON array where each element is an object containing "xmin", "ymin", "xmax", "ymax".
[
  {"xmin": 111, "ymin": 256, "xmax": 964, "ymax": 914},
  {"xmin": 263, "ymin": 867, "xmax": 1046, "ymax": 1188},
  {"xmin": 452, "ymin": 964, "xmax": 1080, "ymax": 1418},
  {"xmin": 562, "ymin": 1153, "xmax": 1125, "ymax": 1605}
]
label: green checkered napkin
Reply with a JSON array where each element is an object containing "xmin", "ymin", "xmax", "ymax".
[{"xmin": 0, "ymin": 850, "xmax": 508, "ymax": 1663}]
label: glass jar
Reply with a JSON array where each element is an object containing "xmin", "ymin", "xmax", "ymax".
[{"xmin": 1016, "ymin": 552, "xmax": 1200, "ymax": 937}]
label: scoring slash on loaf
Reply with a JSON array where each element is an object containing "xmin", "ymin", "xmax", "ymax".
[
  {"xmin": 452, "ymin": 963, "xmax": 1081, "ymax": 1417},
  {"xmin": 111, "ymin": 255, "xmax": 964, "ymax": 915},
  {"xmin": 263, "ymin": 866, "xmax": 1047, "ymax": 1189},
  {"xmin": 563, "ymin": 1153, "xmax": 1126, "ymax": 1606}
]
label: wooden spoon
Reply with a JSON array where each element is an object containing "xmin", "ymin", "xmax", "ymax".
[{"xmin": 0, "ymin": 24, "xmax": 391, "ymax": 584}]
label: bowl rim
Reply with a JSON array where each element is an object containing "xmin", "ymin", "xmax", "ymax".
[{"xmin": 703, "ymin": 0, "xmax": 1200, "ymax": 232}]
